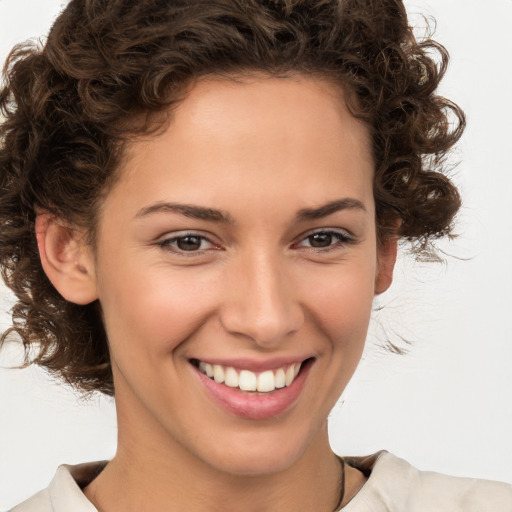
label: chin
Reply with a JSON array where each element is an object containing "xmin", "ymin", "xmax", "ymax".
[
  {"xmin": 193, "ymin": 418, "xmax": 325, "ymax": 477},
  {"xmin": 207, "ymin": 447, "xmax": 304, "ymax": 477}
]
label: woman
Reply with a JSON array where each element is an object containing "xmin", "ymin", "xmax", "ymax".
[{"xmin": 1, "ymin": 0, "xmax": 511, "ymax": 510}]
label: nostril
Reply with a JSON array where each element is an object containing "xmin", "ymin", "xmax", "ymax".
[
  {"xmin": 219, "ymin": 306, "xmax": 305, "ymax": 347},
  {"xmin": 218, "ymin": 269, "xmax": 304, "ymax": 347}
]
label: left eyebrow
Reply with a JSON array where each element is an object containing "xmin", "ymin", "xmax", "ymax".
[
  {"xmin": 134, "ymin": 201, "xmax": 235, "ymax": 224},
  {"xmin": 296, "ymin": 198, "xmax": 367, "ymax": 221}
]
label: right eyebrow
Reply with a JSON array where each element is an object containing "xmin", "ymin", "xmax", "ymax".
[
  {"xmin": 296, "ymin": 198, "xmax": 367, "ymax": 221},
  {"xmin": 134, "ymin": 201, "xmax": 235, "ymax": 224}
]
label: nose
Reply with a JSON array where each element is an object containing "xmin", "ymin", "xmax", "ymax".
[{"xmin": 219, "ymin": 251, "xmax": 304, "ymax": 348}]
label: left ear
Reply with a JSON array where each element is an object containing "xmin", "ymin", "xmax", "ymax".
[
  {"xmin": 35, "ymin": 212, "xmax": 98, "ymax": 305},
  {"xmin": 374, "ymin": 235, "xmax": 398, "ymax": 295}
]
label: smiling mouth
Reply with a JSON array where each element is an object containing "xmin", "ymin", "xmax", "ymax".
[{"xmin": 190, "ymin": 359, "xmax": 312, "ymax": 394}]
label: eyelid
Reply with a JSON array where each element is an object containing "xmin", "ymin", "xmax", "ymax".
[
  {"xmin": 293, "ymin": 227, "xmax": 356, "ymax": 249},
  {"xmin": 157, "ymin": 230, "xmax": 222, "ymax": 254}
]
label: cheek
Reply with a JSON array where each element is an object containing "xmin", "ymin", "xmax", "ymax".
[
  {"xmin": 299, "ymin": 257, "xmax": 376, "ymax": 347},
  {"xmin": 97, "ymin": 263, "xmax": 218, "ymax": 360}
]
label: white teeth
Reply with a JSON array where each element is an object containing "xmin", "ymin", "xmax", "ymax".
[
  {"xmin": 275, "ymin": 368, "xmax": 286, "ymax": 389},
  {"xmin": 257, "ymin": 370, "xmax": 275, "ymax": 392},
  {"xmin": 239, "ymin": 370, "xmax": 257, "ymax": 391},
  {"xmin": 205, "ymin": 363, "xmax": 214, "ymax": 378},
  {"xmin": 198, "ymin": 361, "xmax": 305, "ymax": 393},
  {"xmin": 199, "ymin": 361, "xmax": 215, "ymax": 378},
  {"xmin": 285, "ymin": 365, "xmax": 295, "ymax": 386},
  {"xmin": 224, "ymin": 367, "xmax": 239, "ymax": 388},
  {"xmin": 213, "ymin": 364, "xmax": 225, "ymax": 383}
]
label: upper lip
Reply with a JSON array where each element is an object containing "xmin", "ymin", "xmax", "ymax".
[{"xmin": 190, "ymin": 356, "xmax": 313, "ymax": 373}]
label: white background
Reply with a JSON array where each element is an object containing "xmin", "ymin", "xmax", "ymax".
[{"xmin": 1, "ymin": 0, "xmax": 511, "ymax": 509}]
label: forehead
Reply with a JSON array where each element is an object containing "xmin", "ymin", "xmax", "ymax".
[{"xmin": 109, "ymin": 75, "xmax": 375, "ymax": 219}]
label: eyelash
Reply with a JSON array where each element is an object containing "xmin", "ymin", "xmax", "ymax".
[
  {"xmin": 157, "ymin": 228, "xmax": 355, "ymax": 256},
  {"xmin": 293, "ymin": 229, "xmax": 355, "ymax": 251},
  {"xmin": 157, "ymin": 232, "xmax": 218, "ymax": 255}
]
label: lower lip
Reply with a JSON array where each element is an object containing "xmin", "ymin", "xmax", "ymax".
[{"xmin": 194, "ymin": 362, "xmax": 312, "ymax": 420}]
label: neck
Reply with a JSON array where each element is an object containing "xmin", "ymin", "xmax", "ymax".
[
  {"xmin": 84, "ymin": 377, "xmax": 366, "ymax": 512},
  {"xmin": 85, "ymin": 425, "xmax": 346, "ymax": 512}
]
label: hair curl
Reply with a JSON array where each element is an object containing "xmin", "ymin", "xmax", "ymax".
[{"xmin": 0, "ymin": 0, "xmax": 465, "ymax": 395}]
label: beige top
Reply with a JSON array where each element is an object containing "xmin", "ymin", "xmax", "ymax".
[{"xmin": 10, "ymin": 452, "xmax": 512, "ymax": 512}]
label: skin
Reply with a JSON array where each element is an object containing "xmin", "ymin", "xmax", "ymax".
[{"xmin": 37, "ymin": 74, "xmax": 396, "ymax": 511}]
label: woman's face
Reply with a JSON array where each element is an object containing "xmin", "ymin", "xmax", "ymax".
[{"xmin": 88, "ymin": 75, "xmax": 395, "ymax": 475}]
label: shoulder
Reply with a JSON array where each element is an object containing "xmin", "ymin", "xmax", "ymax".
[
  {"xmin": 9, "ymin": 489, "xmax": 52, "ymax": 512},
  {"xmin": 342, "ymin": 451, "xmax": 512, "ymax": 512},
  {"xmin": 9, "ymin": 462, "xmax": 105, "ymax": 512}
]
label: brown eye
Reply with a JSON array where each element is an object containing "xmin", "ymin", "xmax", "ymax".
[
  {"xmin": 176, "ymin": 235, "xmax": 202, "ymax": 251},
  {"xmin": 159, "ymin": 233, "xmax": 216, "ymax": 253},
  {"xmin": 307, "ymin": 233, "xmax": 334, "ymax": 248},
  {"xmin": 296, "ymin": 230, "xmax": 354, "ymax": 250}
]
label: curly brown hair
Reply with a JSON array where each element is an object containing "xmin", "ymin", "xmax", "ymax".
[{"xmin": 0, "ymin": 0, "xmax": 465, "ymax": 395}]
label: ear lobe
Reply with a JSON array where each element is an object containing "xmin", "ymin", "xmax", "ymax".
[
  {"xmin": 374, "ymin": 235, "xmax": 398, "ymax": 295},
  {"xmin": 36, "ymin": 213, "xmax": 98, "ymax": 305}
]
